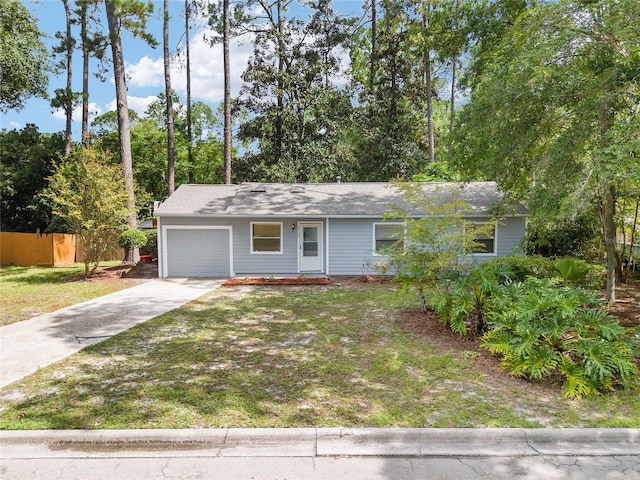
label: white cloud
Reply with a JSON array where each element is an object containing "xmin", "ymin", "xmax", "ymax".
[
  {"xmin": 52, "ymin": 102, "xmax": 104, "ymax": 123},
  {"xmin": 106, "ymin": 95, "xmax": 159, "ymax": 117},
  {"xmin": 9, "ymin": 121, "xmax": 21, "ymax": 129},
  {"xmin": 127, "ymin": 55, "xmax": 165, "ymax": 88},
  {"xmin": 125, "ymin": 28, "xmax": 254, "ymax": 104}
]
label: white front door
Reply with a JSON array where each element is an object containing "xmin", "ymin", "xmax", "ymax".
[{"xmin": 299, "ymin": 222, "xmax": 323, "ymax": 272}]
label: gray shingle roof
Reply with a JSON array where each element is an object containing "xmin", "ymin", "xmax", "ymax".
[{"xmin": 154, "ymin": 182, "xmax": 528, "ymax": 217}]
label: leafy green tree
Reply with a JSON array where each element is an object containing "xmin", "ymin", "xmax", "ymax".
[
  {"xmin": 0, "ymin": 126, "xmax": 66, "ymax": 232},
  {"xmin": 118, "ymin": 228, "xmax": 147, "ymax": 263},
  {"xmin": 235, "ymin": 0, "xmax": 356, "ymax": 182},
  {"xmin": 0, "ymin": 0, "xmax": 50, "ymax": 111},
  {"xmin": 452, "ymin": 0, "xmax": 640, "ymax": 303},
  {"xmin": 45, "ymin": 142, "xmax": 130, "ymax": 277},
  {"xmin": 350, "ymin": 0, "xmax": 456, "ymax": 180},
  {"xmin": 93, "ymin": 95, "xmax": 224, "ymax": 201},
  {"xmin": 382, "ymin": 181, "xmax": 492, "ymax": 312},
  {"xmin": 525, "ymin": 211, "xmax": 601, "ymax": 260}
]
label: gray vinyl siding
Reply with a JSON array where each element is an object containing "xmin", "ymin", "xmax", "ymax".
[
  {"xmin": 496, "ymin": 216, "xmax": 526, "ymax": 256},
  {"xmin": 159, "ymin": 216, "xmax": 325, "ymax": 276},
  {"xmin": 327, "ymin": 216, "xmax": 527, "ymax": 275},
  {"xmin": 158, "ymin": 215, "xmax": 526, "ymax": 278},
  {"xmin": 328, "ymin": 218, "xmax": 381, "ymax": 276}
]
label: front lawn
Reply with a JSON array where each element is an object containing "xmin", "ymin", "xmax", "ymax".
[
  {"xmin": 1, "ymin": 282, "xmax": 638, "ymax": 429},
  {"xmin": 0, "ymin": 264, "xmax": 137, "ymax": 326}
]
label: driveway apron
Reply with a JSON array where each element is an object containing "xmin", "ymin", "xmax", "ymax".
[{"xmin": 0, "ymin": 279, "xmax": 222, "ymax": 389}]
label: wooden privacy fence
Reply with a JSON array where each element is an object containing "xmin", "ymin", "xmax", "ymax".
[{"xmin": 0, "ymin": 232, "xmax": 124, "ymax": 267}]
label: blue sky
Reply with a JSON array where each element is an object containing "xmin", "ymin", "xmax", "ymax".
[{"xmin": 1, "ymin": 0, "xmax": 364, "ymax": 140}]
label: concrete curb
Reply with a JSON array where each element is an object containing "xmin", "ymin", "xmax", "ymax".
[{"xmin": 2, "ymin": 428, "xmax": 638, "ymax": 459}]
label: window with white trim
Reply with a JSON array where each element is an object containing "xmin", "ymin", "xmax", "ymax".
[
  {"xmin": 251, "ymin": 222, "xmax": 282, "ymax": 253},
  {"xmin": 374, "ymin": 223, "xmax": 404, "ymax": 255},
  {"xmin": 470, "ymin": 222, "xmax": 496, "ymax": 254}
]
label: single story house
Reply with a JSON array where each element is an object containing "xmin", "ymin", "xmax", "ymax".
[{"xmin": 153, "ymin": 182, "xmax": 528, "ymax": 278}]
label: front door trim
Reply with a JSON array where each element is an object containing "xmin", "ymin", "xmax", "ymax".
[{"xmin": 298, "ymin": 221, "xmax": 323, "ymax": 273}]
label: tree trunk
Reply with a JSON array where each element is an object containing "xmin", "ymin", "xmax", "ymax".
[
  {"xmin": 449, "ymin": 0, "xmax": 459, "ymax": 140},
  {"xmin": 63, "ymin": 0, "xmax": 73, "ymax": 156},
  {"xmin": 81, "ymin": 1, "xmax": 89, "ymax": 141},
  {"xmin": 423, "ymin": 4, "xmax": 434, "ymax": 164},
  {"xmin": 275, "ymin": 0, "xmax": 284, "ymax": 162},
  {"xmin": 622, "ymin": 198, "xmax": 639, "ymax": 282},
  {"xmin": 223, "ymin": 0, "xmax": 232, "ymax": 184},
  {"xmin": 105, "ymin": 0, "xmax": 139, "ymax": 262},
  {"xmin": 603, "ymin": 182, "xmax": 617, "ymax": 304},
  {"xmin": 386, "ymin": 5, "xmax": 398, "ymax": 123},
  {"xmin": 164, "ymin": 0, "xmax": 175, "ymax": 196},
  {"xmin": 370, "ymin": 0, "xmax": 376, "ymax": 92},
  {"xmin": 185, "ymin": 0, "xmax": 194, "ymax": 183}
]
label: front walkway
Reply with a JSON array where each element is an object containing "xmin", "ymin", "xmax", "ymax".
[{"xmin": 0, "ymin": 279, "xmax": 222, "ymax": 388}]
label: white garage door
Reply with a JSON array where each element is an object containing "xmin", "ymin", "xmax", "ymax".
[{"xmin": 166, "ymin": 228, "xmax": 230, "ymax": 277}]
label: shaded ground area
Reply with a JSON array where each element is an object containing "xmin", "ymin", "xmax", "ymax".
[
  {"xmin": 96, "ymin": 261, "xmax": 158, "ymax": 280},
  {"xmin": 99, "ymin": 265, "xmax": 640, "ymax": 328},
  {"xmin": 607, "ymin": 277, "xmax": 640, "ymax": 327}
]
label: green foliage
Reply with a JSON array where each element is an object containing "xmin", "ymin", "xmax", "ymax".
[
  {"xmin": 383, "ymin": 181, "xmax": 491, "ymax": 311},
  {"xmin": 478, "ymin": 255, "xmax": 556, "ymax": 283},
  {"xmin": 0, "ymin": 0, "xmax": 51, "ymax": 111},
  {"xmin": 235, "ymin": 1, "xmax": 356, "ymax": 182},
  {"xmin": 118, "ymin": 229, "xmax": 147, "ymax": 249},
  {"xmin": 452, "ymin": 0, "xmax": 640, "ymax": 302},
  {"xmin": 0, "ymin": 125, "xmax": 66, "ymax": 232},
  {"xmin": 118, "ymin": 228, "xmax": 148, "ymax": 263},
  {"xmin": 92, "ymin": 97, "xmax": 224, "ymax": 200},
  {"xmin": 140, "ymin": 230, "xmax": 158, "ymax": 258},
  {"xmin": 431, "ymin": 260, "xmax": 521, "ymax": 336},
  {"xmin": 44, "ymin": 143, "xmax": 130, "ymax": 277},
  {"xmin": 431, "ymin": 257, "xmax": 637, "ymax": 397},
  {"xmin": 482, "ymin": 278, "xmax": 638, "ymax": 398},
  {"xmin": 348, "ymin": 1, "xmax": 451, "ymax": 180},
  {"xmin": 525, "ymin": 213, "xmax": 601, "ymax": 260},
  {"xmin": 412, "ymin": 161, "xmax": 459, "ymax": 182},
  {"xmin": 554, "ymin": 257, "xmax": 589, "ymax": 283}
]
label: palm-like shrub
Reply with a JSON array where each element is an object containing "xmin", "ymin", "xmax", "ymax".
[
  {"xmin": 482, "ymin": 278, "xmax": 637, "ymax": 397},
  {"xmin": 431, "ymin": 266, "xmax": 512, "ymax": 336}
]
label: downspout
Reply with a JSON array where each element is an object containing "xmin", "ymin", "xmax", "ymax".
[{"xmin": 325, "ymin": 217, "xmax": 330, "ymax": 276}]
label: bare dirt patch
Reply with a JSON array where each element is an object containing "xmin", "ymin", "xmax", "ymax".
[{"xmin": 606, "ymin": 277, "xmax": 640, "ymax": 328}]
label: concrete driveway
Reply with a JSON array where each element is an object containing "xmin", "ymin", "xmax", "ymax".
[{"xmin": 0, "ymin": 278, "xmax": 222, "ymax": 389}]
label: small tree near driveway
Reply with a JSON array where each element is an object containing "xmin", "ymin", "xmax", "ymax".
[
  {"xmin": 45, "ymin": 143, "xmax": 129, "ymax": 277},
  {"xmin": 382, "ymin": 181, "xmax": 493, "ymax": 312}
]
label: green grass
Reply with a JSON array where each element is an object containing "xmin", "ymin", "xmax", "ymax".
[
  {"xmin": 0, "ymin": 283, "xmax": 638, "ymax": 429},
  {"xmin": 0, "ymin": 264, "xmax": 134, "ymax": 326}
]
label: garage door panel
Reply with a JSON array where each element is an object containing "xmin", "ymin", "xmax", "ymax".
[{"xmin": 166, "ymin": 229, "xmax": 230, "ymax": 277}]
